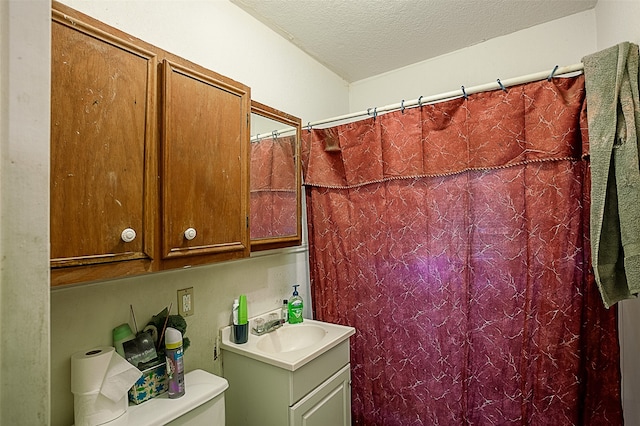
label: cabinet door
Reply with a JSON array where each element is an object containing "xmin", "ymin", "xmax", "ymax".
[
  {"xmin": 50, "ymin": 10, "xmax": 157, "ymax": 285},
  {"xmin": 290, "ymin": 364, "xmax": 351, "ymax": 426},
  {"xmin": 160, "ymin": 60, "xmax": 250, "ymax": 267}
]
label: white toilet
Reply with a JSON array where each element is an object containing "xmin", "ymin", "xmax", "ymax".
[{"xmin": 126, "ymin": 369, "xmax": 228, "ymax": 425}]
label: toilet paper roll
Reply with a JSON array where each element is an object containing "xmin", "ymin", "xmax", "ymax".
[
  {"xmin": 73, "ymin": 392, "xmax": 127, "ymax": 426},
  {"xmin": 100, "ymin": 350, "xmax": 143, "ymax": 402},
  {"xmin": 71, "ymin": 346, "xmax": 142, "ymax": 426},
  {"xmin": 71, "ymin": 347, "xmax": 115, "ymax": 395}
]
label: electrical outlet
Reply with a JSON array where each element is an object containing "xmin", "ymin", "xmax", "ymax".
[{"xmin": 177, "ymin": 287, "xmax": 194, "ymax": 317}]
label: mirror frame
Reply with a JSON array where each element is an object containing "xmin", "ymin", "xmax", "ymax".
[{"xmin": 250, "ymin": 100, "xmax": 302, "ymax": 251}]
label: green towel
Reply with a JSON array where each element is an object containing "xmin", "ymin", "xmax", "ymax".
[{"xmin": 583, "ymin": 42, "xmax": 640, "ymax": 308}]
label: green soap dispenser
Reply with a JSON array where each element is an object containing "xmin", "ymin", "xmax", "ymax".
[{"xmin": 288, "ymin": 285, "xmax": 304, "ymax": 324}]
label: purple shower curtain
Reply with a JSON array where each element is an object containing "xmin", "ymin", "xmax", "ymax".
[{"xmin": 302, "ymin": 75, "xmax": 622, "ymax": 425}]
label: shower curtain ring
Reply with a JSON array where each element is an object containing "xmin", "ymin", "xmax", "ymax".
[
  {"xmin": 547, "ymin": 65, "xmax": 559, "ymax": 81},
  {"xmin": 307, "ymin": 122, "xmax": 312, "ymax": 133},
  {"xmin": 418, "ymin": 95, "xmax": 424, "ymax": 107},
  {"xmin": 401, "ymin": 99, "xmax": 405, "ymax": 114},
  {"xmin": 461, "ymin": 85, "xmax": 468, "ymax": 99},
  {"xmin": 497, "ymin": 79, "xmax": 506, "ymax": 91}
]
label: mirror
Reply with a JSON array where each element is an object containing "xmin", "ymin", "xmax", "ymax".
[{"xmin": 250, "ymin": 100, "xmax": 302, "ymax": 251}]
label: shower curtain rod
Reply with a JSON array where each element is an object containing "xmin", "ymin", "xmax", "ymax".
[
  {"xmin": 251, "ymin": 129, "xmax": 297, "ymax": 142},
  {"xmin": 305, "ymin": 62, "xmax": 584, "ymax": 129}
]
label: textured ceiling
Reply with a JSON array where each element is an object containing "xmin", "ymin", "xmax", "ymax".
[{"xmin": 231, "ymin": 0, "xmax": 598, "ymax": 82}]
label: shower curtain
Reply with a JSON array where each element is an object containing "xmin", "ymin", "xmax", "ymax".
[{"xmin": 301, "ymin": 75, "xmax": 622, "ymax": 425}]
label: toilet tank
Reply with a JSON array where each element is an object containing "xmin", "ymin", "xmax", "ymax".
[{"xmin": 127, "ymin": 369, "xmax": 228, "ymax": 426}]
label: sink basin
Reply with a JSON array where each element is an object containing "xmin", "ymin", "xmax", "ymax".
[
  {"xmin": 255, "ymin": 324, "xmax": 327, "ymax": 353},
  {"xmin": 220, "ymin": 313, "xmax": 355, "ymax": 371}
]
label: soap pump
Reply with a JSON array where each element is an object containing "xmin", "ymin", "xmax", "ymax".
[{"xmin": 288, "ymin": 285, "xmax": 304, "ymax": 324}]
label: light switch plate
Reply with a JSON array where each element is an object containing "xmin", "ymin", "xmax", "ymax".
[{"xmin": 178, "ymin": 287, "xmax": 194, "ymax": 317}]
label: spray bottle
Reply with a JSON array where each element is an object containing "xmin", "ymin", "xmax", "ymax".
[{"xmin": 165, "ymin": 327, "xmax": 185, "ymax": 398}]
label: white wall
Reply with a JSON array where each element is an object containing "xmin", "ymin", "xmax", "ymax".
[
  {"xmin": 596, "ymin": 0, "xmax": 640, "ymax": 48},
  {"xmin": 0, "ymin": 1, "xmax": 51, "ymax": 425},
  {"xmin": 594, "ymin": 2, "xmax": 640, "ymax": 424},
  {"xmin": 58, "ymin": 0, "xmax": 348, "ymax": 124},
  {"xmin": 349, "ymin": 10, "xmax": 597, "ymax": 112},
  {"xmin": 49, "ymin": 1, "xmax": 348, "ymax": 425}
]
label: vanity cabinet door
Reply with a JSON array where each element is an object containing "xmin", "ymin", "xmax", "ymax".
[
  {"xmin": 289, "ymin": 364, "xmax": 351, "ymax": 426},
  {"xmin": 50, "ymin": 9, "xmax": 157, "ymax": 286},
  {"xmin": 160, "ymin": 59, "xmax": 250, "ymax": 268}
]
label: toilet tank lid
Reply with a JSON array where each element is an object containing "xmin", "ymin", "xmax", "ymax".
[
  {"xmin": 184, "ymin": 369, "xmax": 229, "ymax": 398},
  {"xmin": 127, "ymin": 369, "xmax": 228, "ymax": 424}
]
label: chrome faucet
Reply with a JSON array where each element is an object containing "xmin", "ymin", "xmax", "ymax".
[{"xmin": 251, "ymin": 318, "xmax": 285, "ymax": 336}]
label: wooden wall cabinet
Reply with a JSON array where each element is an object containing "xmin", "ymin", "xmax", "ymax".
[
  {"xmin": 160, "ymin": 60, "xmax": 250, "ymax": 269},
  {"xmin": 50, "ymin": 8, "xmax": 158, "ymax": 286},
  {"xmin": 50, "ymin": 2, "xmax": 250, "ymax": 286}
]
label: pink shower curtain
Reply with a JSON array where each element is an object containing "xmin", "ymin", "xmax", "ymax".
[
  {"xmin": 250, "ymin": 135, "xmax": 297, "ymax": 239},
  {"xmin": 302, "ymin": 75, "xmax": 622, "ymax": 425}
]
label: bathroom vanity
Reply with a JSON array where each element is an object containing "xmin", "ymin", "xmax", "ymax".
[{"xmin": 220, "ymin": 316, "xmax": 355, "ymax": 425}]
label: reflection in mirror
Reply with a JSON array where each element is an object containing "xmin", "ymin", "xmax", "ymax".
[{"xmin": 250, "ymin": 101, "xmax": 302, "ymax": 251}]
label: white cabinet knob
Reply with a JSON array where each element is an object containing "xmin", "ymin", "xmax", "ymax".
[
  {"xmin": 121, "ymin": 228, "xmax": 136, "ymax": 243},
  {"xmin": 184, "ymin": 227, "xmax": 197, "ymax": 240}
]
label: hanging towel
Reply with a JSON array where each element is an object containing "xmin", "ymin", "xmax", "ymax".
[{"xmin": 583, "ymin": 42, "xmax": 640, "ymax": 308}]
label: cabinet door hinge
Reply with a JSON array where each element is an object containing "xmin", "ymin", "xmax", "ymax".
[{"xmin": 246, "ymin": 216, "xmax": 249, "ymax": 228}]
